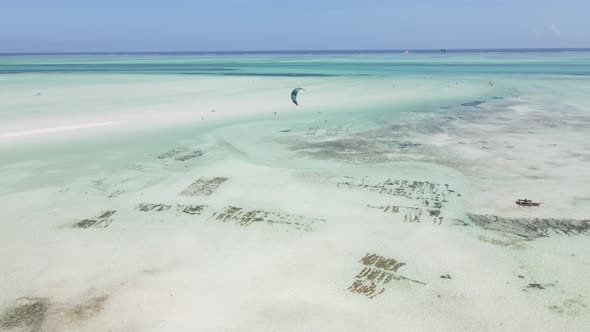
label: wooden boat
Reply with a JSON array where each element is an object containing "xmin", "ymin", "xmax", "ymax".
[{"xmin": 516, "ymin": 199, "xmax": 541, "ymax": 207}]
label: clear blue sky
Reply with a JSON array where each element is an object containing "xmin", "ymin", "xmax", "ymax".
[{"xmin": 1, "ymin": 0, "xmax": 589, "ymax": 52}]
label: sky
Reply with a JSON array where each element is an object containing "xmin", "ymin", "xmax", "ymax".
[{"xmin": 1, "ymin": 0, "xmax": 589, "ymax": 53}]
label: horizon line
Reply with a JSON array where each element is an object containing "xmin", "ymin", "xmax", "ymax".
[{"xmin": 2, "ymin": 47, "xmax": 590, "ymax": 56}]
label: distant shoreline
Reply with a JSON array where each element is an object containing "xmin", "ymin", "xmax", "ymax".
[{"xmin": 2, "ymin": 48, "xmax": 590, "ymax": 56}]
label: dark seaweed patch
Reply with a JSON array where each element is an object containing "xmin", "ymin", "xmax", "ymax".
[
  {"xmin": 348, "ymin": 253, "xmax": 424, "ymax": 299},
  {"xmin": 338, "ymin": 177, "xmax": 456, "ymax": 210},
  {"xmin": 158, "ymin": 148, "xmax": 203, "ymax": 161},
  {"xmin": 136, "ymin": 203, "xmax": 171, "ymax": 212},
  {"xmin": 0, "ymin": 297, "xmax": 49, "ymax": 331},
  {"xmin": 210, "ymin": 206, "xmax": 324, "ymax": 232},
  {"xmin": 398, "ymin": 142, "xmax": 422, "ymax": 149},
  {"xmin": 136, "ymin": 203, "xmax": 208, "ymax": 216},
  {"xmin": 158, "ymin": 148, "xmax": 187, "ymax": 159},
  {"xmin": 367, "ymin": 205, "xmax": 444, "ymax": 224},
  {"xmin": 528, "ymin": 283, "xmax": 545, "ymax": 290},
  {"xmin": 325, "ymin": 125, "xmax": 350, "ymax": 136},
  {"xmin": 74, "ymin": 211, "xmax": 116, "ymax": 228},
  {"xmin": 61, "ymin": 296, "xmax": 108, "ymax": 322},
  {"xmin": 468, "ymin": 214, "xmax": 590, "ymax": 239},
  {"xmin": 306, "ymin": 127, "xmax": 319, "ymax": 136},
  {"xmin": 180, "ymin": 177, "xmax": 228, "ymax": 196},
  {"xmin": 176, "ymin": 204, "xmax": 207, "ymax": 215},
  {"xmin": 175, "ymin": 150, "xmax": 203, "ymax": 161},
  {"xmin": 549, "ymin": 299, "xmax": 589, "ymax": 315},
  {"xmin": 461, "ymin": 100, "xmax": 485, "ymax": 107}
]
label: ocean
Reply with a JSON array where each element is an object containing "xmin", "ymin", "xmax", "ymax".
[{"xmin": 1, "ymin": 50, "xmax": 589, "ymax": 331}]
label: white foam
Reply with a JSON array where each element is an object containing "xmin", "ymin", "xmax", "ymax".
[{"xmin": 0, "ymin": 121, "xmax": 125, "ymax": 138}]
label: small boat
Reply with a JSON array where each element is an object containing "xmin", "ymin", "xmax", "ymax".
[{"xmin": 516, "ymin": 198, "xmax": 541, "ymax": 207}]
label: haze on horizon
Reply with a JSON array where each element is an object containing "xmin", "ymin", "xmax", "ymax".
[{"xmin": 1, "ymin": 0, "xmax": 589, "ymax": 53}]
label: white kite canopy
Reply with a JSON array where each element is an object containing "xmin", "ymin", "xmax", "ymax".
[{"xmin": 291, "ymin": 87, "xmax": 304, "ymax": 106}]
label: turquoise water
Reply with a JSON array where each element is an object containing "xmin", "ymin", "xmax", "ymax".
[
  {"xmin": 1, "ymin": 52, "xmax": 590, "ymax": 330},
  {"xmin": 2, "ymin": 52, "xmax": 590, "ymax": 76},
  {"xmin": 1, "ymin": 51, "xmax": 589, "ymax": 181}
]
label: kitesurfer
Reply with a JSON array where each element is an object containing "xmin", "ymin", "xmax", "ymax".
[{"xmin": 291, "ymin": 88, "xmax": 304, "ymax": 106}]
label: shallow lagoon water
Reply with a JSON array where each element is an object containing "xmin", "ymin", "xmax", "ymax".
[{"xmin": 1, "ymin": 52, "xmax": 589, "ymax": 331}]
